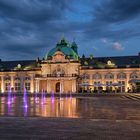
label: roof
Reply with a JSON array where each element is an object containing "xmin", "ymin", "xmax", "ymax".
[
  {"xmin": 80, "ymin": 55, "xmax": 140, "ymax": 68},
  {"xmin": 0, "ymin": 60, "xmax": 41, "ymax": 71},
  {"xmin": 0, "ymin": 54, "xmax": 139, "ymax": 71},
  {"xmin": 45, "ymin": 38, "xmax": 79, "ymax": 60}
]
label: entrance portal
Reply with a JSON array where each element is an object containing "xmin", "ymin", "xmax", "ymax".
[{"xmin": 56, "ymin": 82, "xmax": 60, "ymax": 93}]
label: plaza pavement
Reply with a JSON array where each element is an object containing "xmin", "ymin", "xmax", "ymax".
[{"xmin": 0, "ymin": 94, "xmax": 140, "ymax": 140}]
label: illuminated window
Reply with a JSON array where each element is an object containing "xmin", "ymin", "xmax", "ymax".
[
  {"xmin": 4, "ymin": 76, "xmax": 11, "ymax": 81},
  {"xmin": 5, "ymin": 83, "xmax": 10, "ymax": 91},
  {"xmin": 15, "ymin": 83, "xmax": 21, "ymax": 91},
  {"xmin": 14, "ymin": 77, "xmax": 20, "ymax": 81},
  {"xmin": 117, "ymin": 73, "xmax": 126, "ymax": 79},
  {"xmin": 25, "ymin": 77, "xmax": 31, "ymax": 80},
  {"xmin": 82, "ymin": 74, "xmax": 90, "ymax": 79},
  {"xmin": 94, "ymin": 81, "xmax": 101, "ymax": 90},
  {"xmin": 105, "ymin": 73, "xmax": 114, "ymax": 79},
  {"xmin": 118, "ymin": 81, "xmax": 125, "ymax": 92},
  {"xmin": 53, "ymin": 68, "xmax": 65, "ymax": 77},
  {"xmin": 130, "ymin": 73, "xmax": 139, "ymax": 79},
  {"xmin": 25, "ymin": 82, "xmax": 30, "ymax": 91},
  {"xmin": 106, "ymin": 81, "xmax": 113, "ymax": 91},
  {"xmin": 93, "ymin": 73, "xmax": 102, "ymax": 79}
]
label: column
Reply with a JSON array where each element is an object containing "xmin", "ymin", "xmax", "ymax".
[
  {"xmin": 60, "ymin": 80, "xmax": 63, "ymax": 93},
  {"xmin": 72, "ymin": 80, "xmax": 76, "ymax": 93},
  {"xmin": 1, "ymin": 75, "xmax": 5, "ymax": 93},
  {"xmin": 89, "ymin": 74, "xmax": 93, "ymax": 90},
  {"xmin": 35, "ymin": 80, "xmax": 39, "ymax": 93},
  {"xmin": 47, "ymin": 80, "xmax": 50, "ymax": 93},
  {"xmin": 21, "ymin": 75, "xmax": 24, "ymax": 93},
  {"xmin": 126, "ymin": 72, "xmax": 130, "ymax": 92},
  {"xmin": 11, "ymin": 75, "xmax": 14, "ymax": 92},
  {"xmin": 30, "ymin": 75, "xmax": 34, "ymax": 93},
  {"xmin": 61, "ymin": 80, "xmax": 64, "ymax": 93},
  {"xmin": 71, "ymin": 80, "xmax": 73, "ymax": 93}
]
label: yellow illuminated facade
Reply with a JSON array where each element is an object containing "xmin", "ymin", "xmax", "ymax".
[{"xmin": 0, "ymin": 38, "xmax": 140, "ymax": 93}]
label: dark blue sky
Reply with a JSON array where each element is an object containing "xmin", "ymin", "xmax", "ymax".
[{"xmin": 0, "ymin": 0, "xmax": 140, "ymax": 60}]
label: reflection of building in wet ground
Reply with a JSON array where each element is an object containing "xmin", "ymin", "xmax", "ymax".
[
  {"xmin": 0, "ymin": 94, "xmax": 140, "ymax": 119},
  {"xmin": 0, "ymin": 38, "xmax": 140, "ymax": 93}
]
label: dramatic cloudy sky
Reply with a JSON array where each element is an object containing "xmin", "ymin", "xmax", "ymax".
[{"xmin": 0, "ymin": 0, "xmax": 140, "ymax": 60}]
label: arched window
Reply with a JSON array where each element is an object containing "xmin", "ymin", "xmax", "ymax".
[
  {"xmin": 14, "ymin": 76, "xmax": 21, "ymax": 81},
  {"xmin": 105, "ymin": 73, "xmax": 114, "ymax": 79},
  {"xmin": 25, "ymin": 76, "xmax": 31, "ymax": 80},
  {"xmin": 130, "ymin": 73, "xmax": 139, "ymax": 79},
  {"xmin": 4, "ymin": 76, "xmax": 11, "ymax": 81},
  {"xmin": 53, "ymin": 69, "xmax": 65, "ymax": 77},
  {"xmin": 82, "ymin": 73, "xmax": 90, "ymax": 79},
  {"xmin": 117, "ymin": 73, "xmax": 126, "ymax": 79},
  {"xmin": 93, "ymin": 73, "xmax": 102, "ymax": 79}
]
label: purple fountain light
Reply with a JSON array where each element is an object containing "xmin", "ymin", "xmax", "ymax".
[
  {"xmin": 23, "ymin": 87, "xmax": 28, "ymax": 108},
  {"xmin": 7, "ymin": 84, "xmax": 11, "ymax": 105},
  {"xmin": 35, "ymin": 91, "xmax": 38, "ymax": 103}
]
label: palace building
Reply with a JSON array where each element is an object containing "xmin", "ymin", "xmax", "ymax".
[{"xmin": 0, "ymin": 38, "xmax": 140, "ymax": 93}]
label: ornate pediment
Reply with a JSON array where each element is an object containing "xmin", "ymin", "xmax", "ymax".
[{"xmin": 52, "ymin": 51, "xmax": 66, "ymax": 62}]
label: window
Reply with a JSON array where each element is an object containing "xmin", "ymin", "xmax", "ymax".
[
  {"xmin": 25, "ymin": 77, "xmax": 31, "ymax": 80},
  {"xmin": 106, "ymin": 81, "xmax": 113, "ymax": 91},
  {"xmin": 53, "ymin": 69, "xmax": 65, "ymax": 77},
  {"xmin": 5, "ymin": 83, "xmax": 10, "ymax": 91},
  {"xmin": 94, "ymin": 81, "xmax": 101, "ymax": 90},
  {"xmin": 25, "ymin": 82, "xmax": 30, "ymax": 91},
  {"xmin": 130, "ymin": 73, "xmax": 139, "ymax": 79},
  {"xmin": 117, "ymin": 73, "xmax": 126, "ymax": 79},
  {"xmin": 93, "ymin": 73, "xmax": 102, "ymax": 79},
  {"xmin": 82, "ymin": 74, "xmax": 90, "ymax": 79},
  {"xmin": 105, "ymin": 73, "xmax": 114, "ymax": 79},
  {"xmin": 14, "ymin": 77, "xmax": 20, "ymax": 81},
  {"xmin": 4, "ymin": 76, "xmax": 11, "ymax": 81},
  {"xmin": 15, "ymin": 83, "xmax": 21, "ymax": 91},
  {"xmin": 118, "ymin": 81, "xmax": 125, "ymax": 92}
]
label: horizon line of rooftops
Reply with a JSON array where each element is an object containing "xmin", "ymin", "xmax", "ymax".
[{"xmin": 0, "ymin": 51, "xmax": 140, "ymax": 62}]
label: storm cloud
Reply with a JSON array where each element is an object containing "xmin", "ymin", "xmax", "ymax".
[{"xmin": 0, "ymin": 0, "xmax": 140, "ymax": 60}]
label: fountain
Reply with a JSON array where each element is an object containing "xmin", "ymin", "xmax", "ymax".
[
  {"xmin": 23, "ymin": 87, "xmax": 28, "ymax": 108},
  {"xmin": 7, "ymin": 84, "xmax": 11, "ymax": 105},
  {"xmin": 35, "ymin": 91, "xmax": 38, "ymax": 103}
]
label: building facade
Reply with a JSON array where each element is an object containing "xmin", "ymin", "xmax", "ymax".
[{"xmin": 0, "ymin": 38, "xmax": 140, "ymax": 93}]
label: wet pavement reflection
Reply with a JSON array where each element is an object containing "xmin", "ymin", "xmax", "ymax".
[{"xmin": 0, "ymin": 96, "xmax": 140, "ymax": 120}]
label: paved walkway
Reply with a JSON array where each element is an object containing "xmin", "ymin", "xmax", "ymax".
[
  {"xmin": 0, "ymin": 94, "xmax": 140, "ymax": 140},
  {"xmin": 0, "ymin": 117, "xmax": 139, "ymax": 140}
]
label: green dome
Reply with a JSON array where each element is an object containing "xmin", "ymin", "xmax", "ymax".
[{"xmin": 45, "ymin": 38, "xmax": 79, "ymax": 60}]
